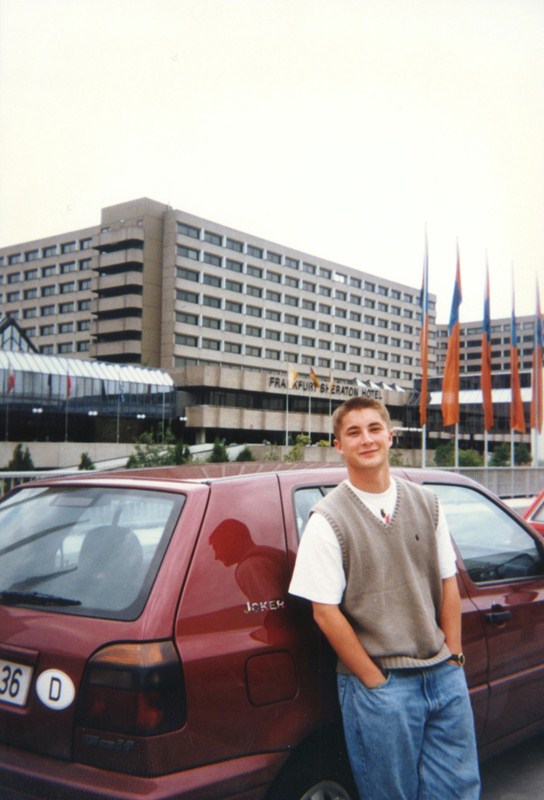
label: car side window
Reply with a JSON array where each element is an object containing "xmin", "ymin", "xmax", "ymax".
[
  {"xmin": 294, "ymin": 486, "xmax": 335, "ymax": 538},
  {"xmin": 429, "ymin": 483, "xmax": 544, "ymax": 584}
]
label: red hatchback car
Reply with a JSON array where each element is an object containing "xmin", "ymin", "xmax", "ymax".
[
  {"xmin": 1, "ymin": 464, "xmax": 544, "ymax": 800},
  {"xmin": 524, "ymin": 490, "xmax": 544, "ymax": 535}
]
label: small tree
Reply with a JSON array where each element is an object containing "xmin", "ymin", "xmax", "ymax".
[
  {"xmin": 284, "ymin": 434, "xmax": 311, "ymax": 462},
  {"xmin": 459, "ymin": 449, "xmax": 483, "ymax": 467},
  {"xmin": 434, "ymin": 442, "xmax": 454, "ymax": 467},
  {"xmin": 8, "ymin": 443, "xmax": 34, "ymax": 471},
  {"xmin": 490, "ymin": 443, "xmax": 510, "ymax": 467},
  {"xmin": 208, "ymin": 438, "xmax": 230, "ymax": 463},
  {"xmin": 235, "ymin": 445, "xmax": 255, "ymax": 462},
  {"xmin": 514, "ymin": 443, "xmax": 531, "ymax": 466},
  {"xmin": 78, "ymin": 452, "xmax": 95, "ymax": 471}
]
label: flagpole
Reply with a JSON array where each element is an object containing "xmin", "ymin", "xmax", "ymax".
[
  {"xmin": 421, "ymin": 423, "xmax": 426, "ymax": 468},
  {"xmin": 285, "ymin": 387, "xmax": 289, "ymax": 446},
  {"xmin": 65, "ymin": 398, "xmax": 69, "ymax": 442},
  {"xmin": 308, "ymin": 392, "xmax": 312, "ymax": 440},
  {"xmin": 454, "ymin": 423, "xmax": 459, "ymax": 468}
]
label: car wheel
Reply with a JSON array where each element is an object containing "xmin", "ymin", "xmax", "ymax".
[{"xmin": 293, "ymin": 779, "xmax": 355, "ymax": 800}]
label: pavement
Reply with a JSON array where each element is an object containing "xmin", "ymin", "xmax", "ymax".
[{"xmin": 480, "ymin": 735, "xmax": 544, "ymax": 799}]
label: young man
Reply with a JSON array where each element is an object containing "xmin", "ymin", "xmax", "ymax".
[{"xmin": 289, "ymin": 397, "xmax": 480, "ymax": 800}]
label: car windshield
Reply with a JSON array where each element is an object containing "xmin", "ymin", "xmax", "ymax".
[{"xmin": 0, "ymin": 484, "xmax": 185, "ymax": 619}]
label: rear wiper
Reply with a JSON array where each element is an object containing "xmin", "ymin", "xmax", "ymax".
[{"xmin": 0, "ymin": 590, "xmax": 81, "ymax": 607}]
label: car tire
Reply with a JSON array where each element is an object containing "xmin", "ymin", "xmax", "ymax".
[{"xmin": 265, "ymin": 734, "xmax": 358, "ymax": 800}]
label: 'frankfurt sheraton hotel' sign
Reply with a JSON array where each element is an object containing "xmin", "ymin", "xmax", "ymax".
[{"xmin": 268, "ymin": 375, "xmax": 382, "ymax": 399}]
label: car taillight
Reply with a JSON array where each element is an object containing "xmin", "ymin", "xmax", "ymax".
[{"xmin": 76, "ymin": 641, "xmax": 186, "ymax": 736}]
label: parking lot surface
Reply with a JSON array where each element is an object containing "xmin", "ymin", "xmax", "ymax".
[{"xmin": 480, "ymin": 736, "xmax": 544, "ymax": 799}]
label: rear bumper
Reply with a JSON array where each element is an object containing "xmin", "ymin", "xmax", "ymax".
[{"xmin": 0, "ymin": 745, "xmax": 286, "ymax": 800}]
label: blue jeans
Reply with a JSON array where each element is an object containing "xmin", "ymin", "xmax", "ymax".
[{"xmin": 337, "ymin": 661, "xmax": 480, "ymax": 800}]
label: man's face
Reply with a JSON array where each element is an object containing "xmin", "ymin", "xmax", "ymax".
[{"xmin": 333, "ymin": 407, "xmax": 393, "ymax": 473}]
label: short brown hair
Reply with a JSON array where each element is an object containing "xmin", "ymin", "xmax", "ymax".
[{"xmin": 332, "ymin": 396, "xmax": 391, "ymax": 439}]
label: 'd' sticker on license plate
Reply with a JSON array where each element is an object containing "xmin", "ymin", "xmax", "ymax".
[{"xmin": 0, "ymin": 659, "xmax": 33, "ymax": 707}]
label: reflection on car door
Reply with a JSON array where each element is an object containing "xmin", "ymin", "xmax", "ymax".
[{"xmin": 431, "ymin": 483, "xmax": 544, "ymax": 748}]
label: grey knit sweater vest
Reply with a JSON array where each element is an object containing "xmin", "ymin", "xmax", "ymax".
[{"xmin": 312, "ymin": 479, "xmax": 450, "ymax": 672}]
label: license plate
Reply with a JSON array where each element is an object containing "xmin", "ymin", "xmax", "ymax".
[{"xmin": 0, "ymin": 659, "xmax": 33, "ymax": 707}]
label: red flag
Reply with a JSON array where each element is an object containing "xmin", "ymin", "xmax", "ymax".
[
  {"xmin": 510, "ymin": 289, "xmax": 526, "ymax": 433},
  {"xmin": 530, "ymin": 281, "xmax": 543, "ymax": 433},
  {"xmin": 419, "ymin": 235, "xmax": 429, "ymax": 426},
  {"xmin": 481, "ymin": 264, "xmax": 494, "ymax": 431},
  {"xmin": 441, "ymin": 248, "xmax": 462, "ymax": 427},
  {"xmin": 7, "ymin": 371, "xmax": 15, "ymax": 395},
  {"xmin": 66, "ymin": 374, "xmax": 72, "ymax": 399},
  {"xmin": 309, "ymin": 367, "xmax": 320, "ymax": 388}
]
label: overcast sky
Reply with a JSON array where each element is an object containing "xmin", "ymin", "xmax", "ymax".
[{"xmin": 1, "ymin": 0, "xmax": 543, "ymax": 324}]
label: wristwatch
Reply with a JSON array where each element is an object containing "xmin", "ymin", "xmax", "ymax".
[{"xmin": 449, "ymin": 653, "xmax": 466, "ymax": 666}]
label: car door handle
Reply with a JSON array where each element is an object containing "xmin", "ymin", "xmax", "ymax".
[{"xmin": 485, "ymin": 607, "xmax": 513, "ymax": 625}]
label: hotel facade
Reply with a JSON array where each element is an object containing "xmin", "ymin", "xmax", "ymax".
[{"xmin": 0, "ymin": 198, "xmax": 536, "ymax": 451}]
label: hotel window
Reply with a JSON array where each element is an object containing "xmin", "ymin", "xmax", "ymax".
[
  {"xmin": 266, "ymin": 289, "xmax": 280, "ymax": 302},
  {"xmin": 377, "ymin": 319, "xmax": 388, "ymax": 329},
  {"xmin": 302, "ymin": 281, "xmax": 315, "ymax": 292},
  {"xmin": 78, "ymin": 320, "xmax": 91, "ymax": 331},
  {"xmin": 301, "ymin": 354, "xmax": 312, "ymax": 365},
  {"xmin": 349, "ymin": 311, "xmax": 361, "ymax": 322},
  {"xmin": 42, "ymin": 285, "xmax": 56, "ymax": 297},
  {"xmin": 40, "ymin": 345, "xmax": 54, "ymax": 354},
  {"xmin": 302, "ymin": 262, "xmax": 316, "ymax": 275},
  {"xmin": 203, "ymin": 317, "xmax": 221, "ymax": 329},
  {"xmin": 176, "ymin": 334, "xmax": 198, "ymax": 347},
  {"xmin": 225, "ymin": 280, "xmax": 242, "ymax": 293},
  {"xmin": 377, "ymin": 285, "xmax": 388, "ymax": 296},
  {"xmin": 246, "ymin": 305, "xmax": 262, "ymax": 318},
  {"xmin": 202, "ymin": 338, "xmax": 220, "ymax": 351},
  {"xmin": 59, "ymin": 322, "xmax": 74, "ymax": 333},
  {"xmin": 403, "ymin": 309, "xmax": 413, "ymax": 319},
  {"xmin": 350, "ymin": 294, "xmax": 362, "ymax": 305},
  {"xmin": 246, "ymin": 345, "xmax": 261, "ymax": 357},
  {"xmin": 391, "ymin": 290, "xmax": 401, "ymax": 300},
  {"xmin": 364, "ymin": 281, "xmax": 375, "ymax": 292},
  {"xmin": 318, "ymin": 304, "xmax": 331, "ymax": 314},
  {"xmin": 203, "ymin": 274, "xmax": 221, "ymax": 288},
  {"xmin": 42, "ymin": 305, "xmax": 55, "ymax": 316},
  {"xmin": 247, "ymin": 285, "xmax": 262, "ymax": 298},
  {"xmin": 60, "ymin": 302, "xmax": 75, "ymax": 313},
  {"xmin": 24, "ymin": 288, "xmax": 38, "ymax": 299},
  {"xmin": 364, "ymin": 316, "xmax": 375, "ymax": 325},
  {"xmin": 177, "ymin": 289, "xmax": 199, "ymax": 304},
  {"xmin": 266, "ymin": 310, "xmax": 281, "ymax": 321},
  {"xmin": 319, "ymin": 321, "xmax": 331, "ymax": 332},
  {"xmin": 7, "ymin": 272, "xmax": 21, "ymax": 283},
  {"xmin": 284, "ymin": 314, "xmax": 298, "ymax": 325},
  {"xmin": 177, "ymin": 267, "xmax": 199, "ymax": 282},
  {"xmin": 80, "ymin": 238, "xmax": 92, "ymax": 250},
  {"xmin": 319, "ymin": 267, "xmax": 332, "ymax": 279},
  {"xmin": 301, "ymin": 299, "xmax": 315, "ymax": 311},
  {"xmin": 8, "ymin": 254, "xmax": 22, "ymax": 265},
  {"xmin": 177, "ymin": 222, "xmax": 200, "ymax": 239},
  {"xmin": 246, "ymin": 325, "xmax": 262, "ymax": 337},
  {"xmin": 284, "ymin": 333, "xmax": 297, "ymax": 344},
  {"xmin": 225, "ymin": 321, "xmax": 242, "ymax": 334},
  {"xmin": 247, "ymin": 245, "xmax": 263, "ymax": 259},
  {"xmin": 319, "ymin": 340, "xmax": 331, "ymax": 350},
  {"xmin": 177, "ymin": 245, "xmax": 199, "ymax": 261},
  {"xmin": 204, "ymin": 252, "xmax": 222, "ymax": 267},
  {"xmin": 265, "ymin": 349, "xmax": 280, "ymax": 360},
  {"xmin": 364, "ymin": 332, "xmax": 375, "ymax": 342},
  {"xmin": 319, "ymin": 286, "xmax": 331, "ymax": 297},
  {"xmin": 284, "ymin": 295, "xmax": 298, "ymax": 307},
  {"xmin": 43, "ymin": 265, "xmax": 56, "ymax": 277},
  {"xmin": 350, "ymin": 276, "xmax": 362, "ymax": 289},
  {"xmin": 61, "ymin": 242, "xmax": 76, "ymax": 254},
  {"xmin": 391, "ymin": 321, "xmax": 401, "ymax": 331},
  {"xmin": 25, "ymin": 250, "xmax": 40, "ymax": 262},
  {"xmin": 335, "ymin": 289, "xmax": 347, "ymax": 301},
  {"xmin": 43, "ymin": 245, "xmax": 57, "ymax": 258},
  {"xmin": 78, "ymin": 300, "xmax": 91, "ymax": 311},
  {"xmin": 60, "ymin": 282, "xmax": 76, "ymax": 294},
  {"xmin": 335, "ymin": 360, "xmax": 347, "ymax": 370},
  {"xmin": 317, "ymin": 358, "xmax": 330, "ymax": 368},
  {"xmin": 225, "ymin": 300, "xmax": 242, "ymax": 313},
  {"xmin": 285, "ymin": 257, "xmax": 299, "ymax": 269},
  {"xmin": 176, "ymin": 311, "xmax": 198, "ymax": 325},
  {"xmin": 335, "ymin": 343, "xmax": 346, "ymax": 353},
  {"xmin": 391, "ymin": 337, "xmax": 400, "ymax": 347},
  {"xmin": 60, "ymin": 262, "xmax": 77, "ymax": 274},
  {"xmin": 226, "ymin": 259, "xmax": 243, "ymax": 272},
  {"xmin": 203, "ymin": 295, "xmax": 221, "ymax": 308},
  {"xmin": 225, "ymin": 342, "xmax": 242, "ymax": 354},
  {"xmin": 40, "ymin": 325, "xmax": 54, "ymax": 336},
  {"xmin": 336, "ymin": 308, "xmax": 347, "ymax": 318},
  {"xmin": 79, "ymin": 279, "xmax": 91, "ymax": 290},
  {"xmin": 265, "ymin": 329, "xmax": 281, "ymax": 341},
  {"xmin": 301, "ymin": 336, "xmax": 315, "ymax": 347},
  {"xmin": 7, "ymin": 291, "xmax": 20, "ymax": 302},
  {"xmin": 267, "ymin": 270, "xmax": 281, "ymax": 284},
  {"xmin": 24, "ymin": 269, "xmax": 39, "ymax": 280},
  {"xmin": 204, "ymin": 231, "xmax": 222, "ymax": 246},
  {"xmin": 226, "ymin": 237, "xmax": 243, "ymax": 252},
  {"xmin": 267, "ymin": 251, "xmax": 281, "ymax": 264},
  {"xmin": 284, "ymin": 275, "xmax": 298, "ymax": 288},
  {"xmin": 247, "ymin": 265, "xmax": 262, "ymax": 278},
  {"xmin": 335, "ymin": 325, "xmax": 347, "ymax": 336},
  {"xmin": 77, "ymin": 342, "xmax": 90, "ymax": 352},
  {"xmin": 23, "ymin": 308, "xmax": 37, "ymax": 319},
  {"xmin": 349, "ymin": 345, "xmax": 361, "ymax": 356},
  {"xmin": 302, "ymin": 318, "xmax": 315, "ymax": 329},
  {"xmin": 364, "ymin": 348, "xmax": 375, "ymax": 358},
  {"xmin": 391, "ymin": 306, "xmax": 401, "ymax": 316},
  {"xmin": 285, "ymin": 352, "xmax": 297, "ymax": 363}
]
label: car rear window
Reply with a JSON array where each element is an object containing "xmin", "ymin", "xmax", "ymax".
[{"xmin": 0, "ymin": 485, "xmax": 185, "ymax": 620}]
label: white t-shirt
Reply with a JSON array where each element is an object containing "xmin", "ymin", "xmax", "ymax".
[{"xmin": 289, "ymin": 478, "xmax": 457, "ymax": 605}]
